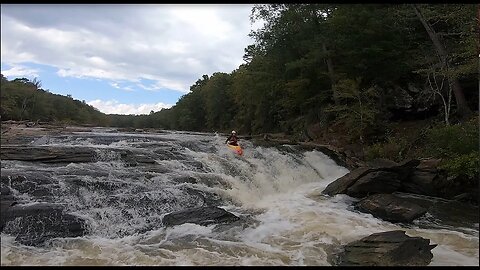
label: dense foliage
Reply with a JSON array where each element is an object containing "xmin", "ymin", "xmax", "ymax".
[
  {"xmin": 425, "ymin": 118, "xmax": 479, "ymax": 179},
  {"xmin": 150, "ymin": 4, "xmax": 478, "ymax": 135}
]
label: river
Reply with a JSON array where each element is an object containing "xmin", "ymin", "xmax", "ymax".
[{"xmin": 1, "ymin": 128, "xmax": 478, "ymax": 265}]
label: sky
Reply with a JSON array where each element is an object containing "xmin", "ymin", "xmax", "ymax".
[{"xmin": 1, "ymin": 4, "xmax": 262, "ymax": 115}]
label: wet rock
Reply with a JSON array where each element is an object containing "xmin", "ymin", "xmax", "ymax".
[
  {"xmin": 382, "ymin": 159, "xmax": 420, "ymax": 178},
  {"xmin": 322, "ymin": 159, "xmax": 420, "ymax": 197},
  {"xmin": 322, "ymin": 167, "xmax": 373, "ymax": 196},
  {"xmin": 31, "ymin": 186, "xmax": 54, "ymax": 197},
  {"xmin": 1, "ymin": 186, "xmax": 13, "ymax": 197},
  {"xmin": 1, "ymin": 172, "xmax": 58, "ymax": 200},
  {"xmin": 1, "ymin": 175, "xmax": 35, "ymax": 193},
  {"xmin": 153, "ymin": 147, "xmax": 187, "ymax": 160},
  {"xmin": 400, "ymin": 159, "xmax": 444, "ymax": 197},
  {"xmin": 171, "ymin": 176, "xmax": 198, "ymax": 184},
  {"xmin": 402, "ymin": 170, "xmax": 441, "ymax": 196},
  {"xmin": 355, "ymin": 193, "xmax": 427, "ymax": 223},
  {"xmin": 184, "ymin": 161, "xmax": 207, "ymax": 172},
  {"xmin": 65, "ymin": 177, "xmax": 128, "ymax": 192},
  {"xmin": 346, "ymin": 171, "xmax": 401, "ymax": 198},
  {"xmin": 401, "ymin": 159, "xmax": 477, "ymax": 202},
  {"xmin": 393, "ymin": 192, "xmax": 479, "ymax": 230},
  {"xmin": 336, "ymin": 230, "xmax": 436, "ymax": 266},
  {"xmin": 1, "ymin": 146, "xmax": 97, "ymax": 163},
  {"xmin": 1, "ymin": 185, "xmax": 17, "ymax": 213},
  {"xmin": 162, "ymin": 206, "xmax": 240, "ymax": 227},
  {"xmin": 183, "ymin": 187, "xmax": 223, "ymax": 207},
  {"xmin": 1, "ymin": 203, "xmax": 86, "ymax": 246},
  {"xmin": 121, "ymin": 151, "xmax": 157, "ymax": 166}
]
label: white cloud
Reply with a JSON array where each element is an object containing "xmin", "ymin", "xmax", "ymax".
[
  {"xmin": 1, "ymin": 4, "xmax": 257, "ymax": 94},
  {"xmin": 1, "ymin": 64, "xmax": 39, "ymax": 78},
  {"xmin": 88, "ymin": 99, "xmax": 173, "ymax": 115}
]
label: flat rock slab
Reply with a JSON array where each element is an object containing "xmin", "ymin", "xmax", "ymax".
[
  {"xmin": 1, "ymin": 146, "xmax": 97, "ymax": 163},
  {"xmin": 336, "ymin": 230, "xmax": 436, "ymax": 266},
  {"xmin": 162, "ymin": 206, "xmax": 240, "ymax": 227},
  {"xmin": 355, "ymin": 193, "xmax": 427, "ymax": 223}
]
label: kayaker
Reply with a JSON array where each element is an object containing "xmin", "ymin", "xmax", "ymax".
[{"xmin": 225, "ymin": 130, "xmax": 239, "ymax": 146}]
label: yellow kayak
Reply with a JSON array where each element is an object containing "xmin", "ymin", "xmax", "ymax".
[{"xmin": 227, "ymin": 144, "xmax": 243, "ymax": 156}]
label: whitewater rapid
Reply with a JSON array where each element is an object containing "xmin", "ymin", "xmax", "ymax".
[{"xmin": 1, "ymin": 129, "xmax": 478, "ymax": 266}]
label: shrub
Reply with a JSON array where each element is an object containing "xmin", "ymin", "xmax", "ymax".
[
  {"xmin": 425, "ymin": 117, "xmax": 479, "ymax": 178},
  {"xmin": 439, "ymin": 152, "xmax": 479, "ymax": 179},
  {"xmin": 426, "ymin": 118, "xmax": 478, "ymax": 157},
  {"xmin": 365, "ymin": 136, "xmax": 410, "ymax": 162}
]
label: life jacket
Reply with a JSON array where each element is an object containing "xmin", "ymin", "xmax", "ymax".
[{"xmin": 227, "ymin": 135, "xmax": 238, "ymax": 145}]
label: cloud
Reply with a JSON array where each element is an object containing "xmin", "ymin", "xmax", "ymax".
[
  {"xmin": 1, "ymin": 4, "xmax": 256, "ymax": 94},
  {"xmin": 1, "ymin": 64, "xmax": 40, "ymax": 78},
  {"xmin": 88, "ymin": 99, "xmax": 173, "ymax": 115}
]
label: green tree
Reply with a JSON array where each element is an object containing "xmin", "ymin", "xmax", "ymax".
[{"xmin": 325, "ymin": 78, "xmax": 381, "ymax": 143}]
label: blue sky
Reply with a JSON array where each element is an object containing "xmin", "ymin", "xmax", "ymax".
[{"xmin": 1, "ymin": 4, "xmax": 261, "ymax": 115}]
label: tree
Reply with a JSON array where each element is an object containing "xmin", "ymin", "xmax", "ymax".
[
  {"xmin": 412, "ymin": 4, "xmax": 473, "ymax": 119},
  {"xmin": 325, "ymin": 78, "xmax": 381, "ymax": 143},
  {"xmin": 31, "ymin": 77, "xmax": 42, "ymax": 89},
  {"xmin": 424, "ymin": 66, "xmax": 453, "ymax": 125}
]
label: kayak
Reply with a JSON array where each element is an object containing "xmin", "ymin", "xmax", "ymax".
[{"xmin": 227, "ymin": 143, "xmax": 243, "ymax": 156}]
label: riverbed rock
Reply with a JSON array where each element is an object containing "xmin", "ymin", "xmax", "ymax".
[
  {"xmin": 355, "ymin": 193, "xmax": 427, "ymax": 223},
  {"xmin": 1, "ymin": 146, "xmax": 97, "ymax": 163},
  {"xmin": 346, "ymin": 171, "xmax": 401, "ymax": 198},
  {"xmin": 1, "ymin": 186, "xmax": 17, "ymax": 215},
  {"xmin": 336, "ymin": 230, "xmax": 436, "ymax": 266},
  {"xmin": 393, "ymin": 192, "xmax": 479, "ymax": 231},
  {"xmin": 322, "ymin": 159, "xmax": 420, "ymax": 197},
  {"xmin": 162, "ymin": 206, "xmax": 240, "ymax": 227},
  {"xmin": 322, "ymin": 167, "xmax": 373, "ymax": 196},
  {"xmin": 1, "ymin": 203, "xmax": 86, "ymax": 246}
]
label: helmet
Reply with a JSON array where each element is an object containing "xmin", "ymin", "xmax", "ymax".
[{"xmin": 231, "ymin": 130, "xmax": 236, "ymax": 134}]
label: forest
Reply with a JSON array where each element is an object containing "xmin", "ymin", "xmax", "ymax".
[{"xmin": 1, "ymin": 4, "xmax": 478, "ymax": 182}]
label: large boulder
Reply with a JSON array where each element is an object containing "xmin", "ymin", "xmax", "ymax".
[
  {"xmin": 162, "ymin": 206, "xmax": 240, "ymax": 227},
  {"xmin": 322, "ymin": 159, "xmax": 419, "ymax": 197},
  {"xmin": 400, "ymin": 159, "xmax": 478, "ymax": 203},
  {"xmin": 346, "ymin": 171, "xmax": 401, "ymax": 198},
  {"xmin": 336, "ymin": 230, "xmax": 436, "ymax": 266},
  {"xmin": 400, "ymin": 159, "xmax": 443, "ymax": 196},
  {"xmin": 322, "ymin": 167, "xmax": 372, "ymax": 196},
  {"xmin": 355, "ymin": 193, "xmax": 427, "ymax": 223}
]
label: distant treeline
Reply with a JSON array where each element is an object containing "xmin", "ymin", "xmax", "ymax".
[
  {"xmin": 0, "ymin": 75, "xmax": 109, "ymax": 126},
  {"xmin": 1, "ymin": 4, "xmax": 478, "ymax": 142}
]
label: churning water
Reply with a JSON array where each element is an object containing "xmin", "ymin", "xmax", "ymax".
[{"xmin": 1, "ymin": 129, "xmax": 478, "ymax": 265}]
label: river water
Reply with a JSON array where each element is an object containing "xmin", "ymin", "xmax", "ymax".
[{"xmin": 1, "ymin": 128, "xmax": 478, "ymax": 265}]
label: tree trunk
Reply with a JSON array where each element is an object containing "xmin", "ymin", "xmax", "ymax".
[
  {"xmin": 477, "ymin": 4, "xmax": 480, "ymax": 107},
  {"xmin": 478, "ymin": 5, "xmax": 480, "ymax": 56},
  {"xmin": 323, "ymin": 42, "xmax": 338, "ymax": 105},
  {"xmin": 412, "ymin": 4, "xmax": 472, "ymax": 119},
  {"xmin": 20, "ymin": 97, "xmax": 28, "ymax": 121}
]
